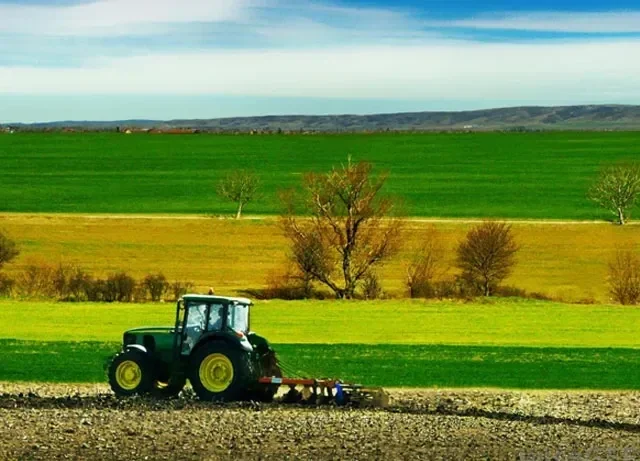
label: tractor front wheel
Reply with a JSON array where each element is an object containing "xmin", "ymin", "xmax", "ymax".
[
  {"xmin": 108, "ymin": 350, "xmax": 153, "ymax": 396},
  {"xmin": 189, "ymin": 342, "xmax": 251, "ymax": 402}
]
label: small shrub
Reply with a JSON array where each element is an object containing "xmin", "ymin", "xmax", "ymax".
[
  {"xmin": 104, "ymin": 272, "xmax": 136, "ymax": 302},
  {"xmin": 431, "ymin": 279, "xmax": 458, "ymax": 299},
  {"xmin": 493, "ymin": 285, "xmax": 528, "ymax": 298},
  {"xmin": 16, "ymin": 263, "xmax": 55, "ymax": 298},
  {"xmin": 143, "ymin": 273, "xmax": 169, "ymax": 302},
  {"xmin": 361, "ymin": 272, "xmax": 383, "ymax": 300},
  {"xmin": 407, "ymin": 280, "xmax": 436, "ymax": 299},
  {"xmin": 428, "ymin": 277, "xmax": 479, "ymax": 301},
  {"xmin": 264, "ymin": 266, "xmax": 309, "ymax": 300},
  {"xmin": 0, "ymin": 273, "xmax": 14, "ymax": 297},
  {"xmin": 52, "ymin": 264, "xmax": 75, "ymax": 300},
  {"xmin": 406, "ymin": 226, "xmax": 445, "ymax": 298},
  {"xmin": 608, "ymin": 250, "xmax": 640, "ymax": 305},
  {"xmin": 170, "ymin": 281, "xmax": 195, "ymax": 301},
  {"xmin": 0, "ymin": 230, "xmax": 20, "ymax": 270},
  {"xmin": 68, "ymin": 268, "xmax": 94, "ymax": 302},
  {"xmin": 529, "ymin": 291, "xmax": 554, "ymax": 301},
  {"xmin": 86, "ymin": 278, "xmax": 108, "ymax": 302},
  {"xmin": 574, "ymin": 296, "xmax": 597, "ymax": 305}
]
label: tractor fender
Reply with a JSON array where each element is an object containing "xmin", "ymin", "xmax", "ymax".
[
  {"xmin": 124, "ymin": 344, "xmax": 148, "ymax": 354},
  {"xmin": 192, "ymin": 331, "xmax": 253, "ymax": 356}
]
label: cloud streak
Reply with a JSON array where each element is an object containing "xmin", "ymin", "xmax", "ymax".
[
  {"xmin": 2, "ymin": 40, "xmax": 638, "ymax": 102},
  {"xmin": 0, "ymin": 0, "xmax": 260, "ymax": 36},
  {"xmin": 432, "ymin": 11, "xmax": 640, "ymax": 34}
]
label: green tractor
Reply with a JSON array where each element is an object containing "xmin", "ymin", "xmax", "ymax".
[{"xmin": 108, "ymin": 294, "xmax": 281, "ymax": 401}]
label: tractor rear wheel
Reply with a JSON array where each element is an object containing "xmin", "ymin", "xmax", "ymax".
[
  {"xmin": 108, "ymin": 350, "xmax": 153, "ymax": 396},
  {"xmin": 189, "ymin": 342, "xmax": 252, "ymax": 402}
]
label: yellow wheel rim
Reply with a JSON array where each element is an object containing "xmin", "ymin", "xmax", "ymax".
[
  {"xmin": 199, "ymin": 353, "xmax": 234, "ymax": 393},
  {"xmin": 115, "ymin": 360, "xmax": 142, "ymax": 390}
]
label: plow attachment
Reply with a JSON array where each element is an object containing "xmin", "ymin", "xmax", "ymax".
[{"xmin": 258, "ymin": 377, "xmax": 389, "ymax": 408}]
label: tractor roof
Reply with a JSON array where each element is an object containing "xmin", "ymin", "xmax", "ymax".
[{"xmin": 182, "ymin": 294, "xmax": 252, "ymax": 305}]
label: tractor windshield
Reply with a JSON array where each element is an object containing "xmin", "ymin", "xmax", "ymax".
[{"xmin": 227, "ymin": 303, "xmax": 249, "ymax": 333}]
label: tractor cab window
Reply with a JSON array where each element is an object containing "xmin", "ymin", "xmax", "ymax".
[
  {"xmin": 186, "ymin": 302, "xmax": 207, "ymax": 330},
  {"xmin": 227, "ymin": 303, "xmax": 249, "ymax": 333},
  {"xmin": 207, "ymin": 304, "xmax": 224, "ymax": 331}
]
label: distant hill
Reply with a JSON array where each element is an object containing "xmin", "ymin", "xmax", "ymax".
[{"xmin": 5, "ymin": 104, "xmax": 640, "ymax": 132}]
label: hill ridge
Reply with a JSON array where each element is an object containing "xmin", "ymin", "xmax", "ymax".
[{"xmin": 4, "ymin": 104, "xmax": 640, "ymax": 132}]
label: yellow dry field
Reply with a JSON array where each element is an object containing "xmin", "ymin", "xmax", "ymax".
[{"xmin": 1, "ymin": 214, "xmax": 639, "ymax": 302}]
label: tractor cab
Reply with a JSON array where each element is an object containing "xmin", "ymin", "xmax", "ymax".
[{"xmin": 177, "ymin": 294, "xmax": 254, "ymax": 355}]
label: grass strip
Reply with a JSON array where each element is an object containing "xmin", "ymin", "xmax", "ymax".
[
  {"xmin": 1, "ymin": 340, "xmax": 638, "ymax": 389},
  {"xmin": 2, "ymin": 299, "xmax": 639, "ymax": 348}
]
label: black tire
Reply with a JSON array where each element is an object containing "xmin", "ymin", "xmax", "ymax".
[
  {"xmin": 189, "ymin": 342, "xmax": 252, "ymax": 402},
  {"xmin": 108, "ymin": 350, "xmax": 153, "ymax": 397},
  {"xmin": 152, "ymin": 374, "xmax": 187, "ymax": 399}
]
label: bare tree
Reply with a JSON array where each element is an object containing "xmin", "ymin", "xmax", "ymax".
[
  {"xmin": 0, "ymin": 230, "xmax": 19, "ymax": 270},
  {"xmin": 282, "ymin": 159, "xmax": 402, "ymax": 299},
  {"xmin": 589, "ymin": 163, "xmax": 640, "ymax": 225},
  {"xmin": 608, "ymin": 249, "xmax": 640, "ymax": 305},
  {"xmin": 406, "ymin": 226, "xmax": 445, "ymax": 298},
  {"xmin": 455, "ymin": 221, "xmax": 519, "ymax": 296},
  {"xmin": 217, "ymin": 170, "xmax": 260, "ymax": 219}
]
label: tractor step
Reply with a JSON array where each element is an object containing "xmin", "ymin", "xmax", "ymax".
[{"xmin": 258, "ymin": 377, "xmax": 388, "ymax": 407}]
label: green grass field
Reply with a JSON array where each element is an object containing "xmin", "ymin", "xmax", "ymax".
[
  {"xmin": 1, "ymin": 299, "xmax": 639, "ymax": 389},
  {"xmin": 3, "ymin": 340, "xmax": 638, "ymax": 389},
  {"xmin": 2, "ymin": 132, "xmax": 640, "ymax": 219}
]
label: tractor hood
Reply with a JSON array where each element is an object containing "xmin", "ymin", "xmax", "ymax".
[
  {"xmin": 122, "ymin": 326, "xmax": 176, "ymax": 353},
  {"xmin": 125, "ymin": 326, "xmax": 174, "ymax": 335}
]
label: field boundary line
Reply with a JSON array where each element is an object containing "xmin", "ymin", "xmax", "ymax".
[{"xmin": 0, "ymin": 212, "xmax": 634, "ymax": 226}]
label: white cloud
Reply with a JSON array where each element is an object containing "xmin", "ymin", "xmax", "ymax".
[
  {"xmin": 1, "ymin": 40, "xmax": 638, "ymax": 103},
  {"xmin": 1, "ymin": 1, "xmax": 639, "ymax": 111},
  {"xmin": 0, "ymin": 0, "xmax": 261, "ymax": 36},
  {"xmin": 436, "ymin": 11, "xmax": 640, "ymax": 33}
]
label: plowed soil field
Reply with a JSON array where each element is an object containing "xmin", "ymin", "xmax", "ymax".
[{"xmin": 1, "ymin": 383, "xmax": 639, "ymax": 460}]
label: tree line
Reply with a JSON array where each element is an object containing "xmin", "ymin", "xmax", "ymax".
[
  {"xmin": 218, "ymin": 159, "xmax": 640, "ymax": 303},
  {"xmin": 1, "ymin": 159, "xmax": 640, "ymax": 304}
]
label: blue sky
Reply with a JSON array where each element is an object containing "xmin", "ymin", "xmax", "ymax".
[{"xmin": 1, "ymin": 0, "xmax": 639, "ymax": 122}]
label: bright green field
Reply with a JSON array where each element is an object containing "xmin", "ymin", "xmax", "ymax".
[
  {"xmin": 2, "ymin": 132, "xmax": 640, "ymax": 218},
  {"xmin": 2, "ymin": 299, "xmax": 639, "ymax": 347},
  {"xmin": 1, "ymin": 299, "xmax": 640, "ymax": 389}
]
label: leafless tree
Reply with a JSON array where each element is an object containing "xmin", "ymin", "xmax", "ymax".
[
  {"xmin": 589, "ymin": 163, "xmax": 640, "ymax": 225},
  {"xmin": 455, "ymin": 221, "xmax": 519, "ymax": 296},
  {"xmin": 0, "ymin": 230, "xmax": 19, "ymax": 270},
  {"xmin": 406, "ymin": 226, "xmax": 446, "ymax": 298},
  {"xmin": 281, "ymin": 159, "xmax": 402, "ymax": 299},
  {"xmin": 217, "ymin": 170, "xmax": 260, "ymax": 219},
  {"xmin": 608, "ymin": 249, "xmax": 640, "ymax": 305}
]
